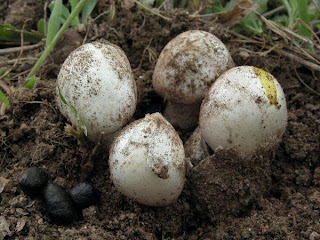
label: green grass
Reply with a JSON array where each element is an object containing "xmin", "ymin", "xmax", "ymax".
[
  {"xmin": 25, "ymin": 0, "xmax": 98, "ymax": 89},
  {"xmin": 47, "ymin": 0, "xmax": 63, "ymax": 46},
  {"xmin": 282, "ymin": 0, "xmax": 311, "ymax": 37},
  {"xmin": 0, "ymin": 24, "xmax": 43, "ymax": 44},
  {"xmin": 153, "ymin": 0, "xmax": 319, "ymax": 37},
  {"xmin": 58, "ymin": 86, "xmax": 87, "ymax": 137},
  {"xmin": 0, "ymin": 0, "xmax": 98, "ymax": 114},
  {"xmin": 2, "ymin": 0, "xmax": 319, "ymax": 107},
  {"xmin": 45, "ymin": 0, "xmax": 98, "ymax": 46},
  {"xmin": 58, "ymin": 86, "xmax": 87, "ymax": 145},
  {"xmin": 0, "ymin": 89, "xmax": 9, "ymax": 108}
]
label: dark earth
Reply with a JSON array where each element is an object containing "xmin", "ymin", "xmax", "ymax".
[{"xmin": 0, "ymin": 0, "xmax": 319, "ymax": 239}]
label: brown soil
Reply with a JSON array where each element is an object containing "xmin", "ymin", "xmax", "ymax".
[{"xmin": 0, "ymin": 1, "xmax": 319, "ymax": 240}]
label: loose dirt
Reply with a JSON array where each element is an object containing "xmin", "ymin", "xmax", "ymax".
[{"xmin": 0, "ymin": 1, "xmax": 319, "ymax": 239}]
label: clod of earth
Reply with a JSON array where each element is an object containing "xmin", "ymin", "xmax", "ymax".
[
  {"xmin": 70, "ymin": 182, "xmax": 99, "ymax": 210},
  {"xmin": 18, "ymin": 167, "xmax": 49, "ymax": 197},
  {"xmin": 44, "ymin": 183, "xmax": 75, "ymax": 225},
  {"xmin": 190, "ymin": 147, "xmax": 272, "ymax": 222},
  {"xmin": 1, "ymin": 2, "xmax": 319, "ymax": 238},
  {"xmin": 109, "ymin": 112, "xmax": 186, "ymax": 206}
]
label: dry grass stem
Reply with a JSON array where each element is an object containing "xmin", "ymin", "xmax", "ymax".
[
  {"xmin": 0, "ymin": 19, "xmax": 32, "ymax": 80},
  {"xmin": 0, "ymin": 42, "xmax": 43, "ymax": 55},
  {"xmin": 229, "ymin": 30, "xmax": 320, "ymax": 72},
  {"xmin": 294, "ymin": 67, "xmax": 320, "ymax": 96},
  {"xmin": 0, "ymin": 80, "xmax": 11, "ymax": 95},
  {"xmin": 0, "ymin": 57, "xmax": 38, "ymax": 67},
  {"xmin": 130, "ymin": 0, "xmax": 172, "ymax": 21},
  {"xmin": 274, "ymin": 48, "xmax": 320, "ymax": 72},
  {"xmin": 312, "ymin": 0, "xmax": 320, "ymax": 13},
  {"xmin": 297, "ymin": 19, "xmax": 320, "ymax": 45},
  {"xmin": 262, "ymin": 5, "xmax": 285, "ymax": 17}
]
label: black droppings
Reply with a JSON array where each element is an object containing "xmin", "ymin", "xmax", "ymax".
[
  {"xmin": 44, "ymin": 183, "xmax": 75, "ymax": 225},
  {"xmin": 70, "ymin": 182, "xmax": 99, "ymax": 210},
  {"xmin": 18, "ymin": 167, "xmax": 49, "ymax": 197}
]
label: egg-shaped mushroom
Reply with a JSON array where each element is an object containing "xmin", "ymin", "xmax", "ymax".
[
  {"xmin": 109, "ymin": 113, "xmax": 186, "ymax": 206},
  {"xmin": 152, "ymin": 30, "xmax": 234, "ymax": 129},
  {"xmin": 199, "ymin": 66, "xmax": 288, "ymax": 158},
  {"xmin": 153, "ymin": 30, "xmax": 234, "ymax": 105},
  {"xmin": 57, "ymin": 40, "xmax": 137, "ymax": 142}
]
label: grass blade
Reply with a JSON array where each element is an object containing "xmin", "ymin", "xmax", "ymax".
[
  {"xmin": 37, "ymin": 19, "xmax": 45, "ymax": 34},
  {"xmin": 0, "ymin": 89, "xmax": 9, "ymax": 107},
  {"xmin": 295, "ymin": 0, "xmax": 311, "ymax": 37},
  {"xmin": 47, "ymin": 0, "xmax": 63, "ymax": 46},
  {"xmin": 294, "ymin": 0, "xmax": 310, "ymax": 24},
  {"xmin": 26, "ymin": 0, "xmax": 89, "ymax": 88},
  {"xmin": 0, "ymin": 24, "xmax": 43, "ymax": 43},
  {"xmin": 240, "ymin": 13, "xmax": 263, "ymax": 34},
  {"xmin": 281, "ymin": 0, "xmax": 311, "ymax": 37},
  {"xmin": 49, "ymin": 2, "xmax": 71, "ymax": 23},
  {"xmin": 281, "ymin": 0, "xmax": 293, "ymax": 25},
  {"xmin": 25, "ymin": 76, "xmax": 40, "ymax": 90},
  {"xmin": 109, "ymin": 1, "xmax": 116, "ymax": 21},
  {"xmin": 70, "ymin": 0, "xmax": 80, "ymax": 25},
  {"xmin": 70, "ymin": 0, "xmax": 80, "ymax": 11},
  {"xmin": 224, "ymin": 0, "xmax": 238, "ymax": 11},
  {"xmin": 58, "ymin": 86, "xmax": 67, "ymax": 104},
  {"xmin": 81, "ymin": 0, "xmax": 98, "ymax": 23},
  {"xmin": 58, "ymin": 86, "xmax": 88, "ymax": 136},
  {"xmin": 61, "ymin": 4, "xmax": 71, "ymax": 23}
]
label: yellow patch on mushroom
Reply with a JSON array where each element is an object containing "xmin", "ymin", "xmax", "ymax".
[{"xmin": 253, "ymin": 67, "xmax": 278, "ymax": 106}]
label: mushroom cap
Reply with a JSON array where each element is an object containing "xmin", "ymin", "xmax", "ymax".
[
  {"xmin": 109, "ymin": 113, "xmax": 186, "ymax": 206},
  {"xmin": 199, "ymin": 66, "xmax": 288, "ymax": 158},
  {"xmin": 152, "ymin": 30, "xmax": 234, "ymax": 104},
  {"xmin": 57, "ymin": 40, "xmax": 137, "ymax": 142}
]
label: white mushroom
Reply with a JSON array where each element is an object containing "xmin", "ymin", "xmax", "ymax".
[
  {"xmin": 199, "ymin": 66, "xmax": 288, "ymax": 158},
  {"xmin": 152, "ymin": 30, "xmax": 234, "ymax": 129},
  {"xmin": 153, "ymin": 30, "xmax": 234, "ymax": 104},
  {"xmin": 57, "ymin": 40, "xmax": 137, "ymax": 142},
  {"xmin": 109, "ymin": 113, "xmax": 186, "ymax": 206}
]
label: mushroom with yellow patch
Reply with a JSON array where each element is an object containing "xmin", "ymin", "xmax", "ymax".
[{"xmin": 199, "ymin": 66, "xmax": 288, "ymax": 158}]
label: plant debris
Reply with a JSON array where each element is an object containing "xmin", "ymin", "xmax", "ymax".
[{"xmin": 0, "ymin": 1, "xmax": 319, "ymax": 239}]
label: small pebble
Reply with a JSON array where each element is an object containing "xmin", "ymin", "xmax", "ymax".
[
  {"xmin": 70, "ymin": 182, "xmax": 99, "ymax": 209},
  {"xmin": 18, "ymin": 167, "xmax": 48, "ymax": 197},
  {"xmin": 44, "ymin": 183, "xmax": 75, "ymax": 225}
]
